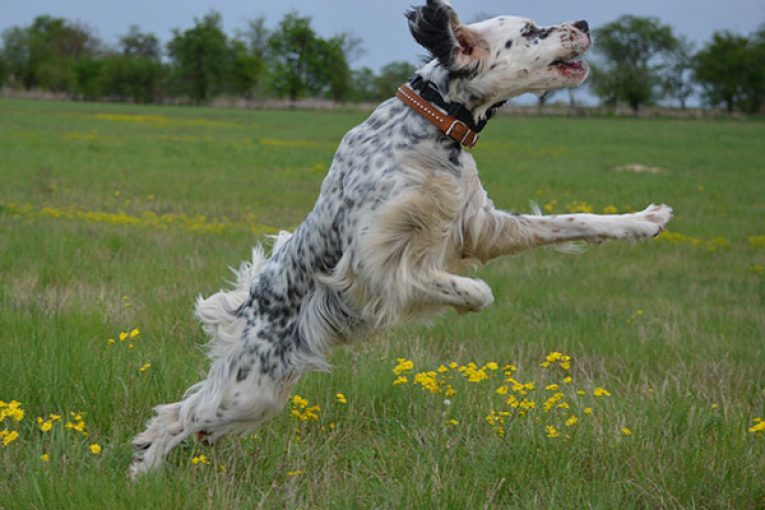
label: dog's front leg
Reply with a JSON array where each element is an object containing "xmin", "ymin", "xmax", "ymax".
[
  {"xmin": 465, "ymin": 203, "xmax": 673, "ymax": 262},
  {"xmin": 419, "ymin": 271, "xmax": 495, "ymax": 313}
]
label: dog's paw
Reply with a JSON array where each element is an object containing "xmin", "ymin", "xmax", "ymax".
[
  {"xmin": 460, "ymin": 278, "xmax": 495, "ymax": 312},
  {"xmin": 625, "ymin": 204, "xmax": 673, "ymax": 240}
]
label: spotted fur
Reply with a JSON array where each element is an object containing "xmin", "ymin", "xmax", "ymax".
[{"xmin": 129, "ymin": 0, "xmax": 672, "ymax": 478}]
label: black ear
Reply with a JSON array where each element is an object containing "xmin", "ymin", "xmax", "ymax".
[
  {"xmin": 406, "ymin": 0, "xmax": 486, "ymax": 70},
  {"xmin": 406, "ymin": 0, "xmax": 460, "ymax": 67}
]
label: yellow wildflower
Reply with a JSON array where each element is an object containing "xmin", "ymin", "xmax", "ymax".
[
  {"xmin": 584, "ymin": 407, "xmax": 593, "ymax": 415},
  {"xmin": 495, "ymin": 385, "xmax": 509, "ymax": 395},
  {"xmin": 119, "ymin": 332, "xmax": 128, "ymax": 342},
  {"xmin": 191, "ymin": 454, "xmax": 210, "ymax": 465},
  {"xmin": 0, "ymin": 430, "xmax": 20, "ymax": 446},
  {"xmin": 545, "ymin": 384, "xmax": 559, "ymax": 391},
  {"xmin": 393, "ymin": 358, "xmax": 414, "ymax": 375},
  {"xmin": 413, "ymin": 371, "xmax": 440, "ymax": 393},
  {"xmin": 106, "ymin": 338, "xmax": 115, "ymax": 345},
  {"xmin": 446, "ymin": 418, "xmax": 459, "ymax": 427},
  {"xmin": 444, "ymin": 384, "xmax": 456, "ymax": 397},
  {"xmin": 593, "ymin": 387, "xmax": 611, "ymax": 397},
  {"xmin": 436, "ymin": 365, "xmax": 448, "ymax": 373},
  {"xmin": 36, "ymin": 417, "xmax": 53, "ymax": 432},
  {"xmin": 518, "ymin": 399, "xmax": 536, "ymax": 410},
  {"xmin": 292, "ymin": 395, "xmax": 309, "ymax": 408},
  {"xmin": 563, "ymin": 376, "xmax": 573, "ymax": 384},
  {"xmin": 0, "ymin": 401, "xmax": 24, "ymax": 422},
  {"xmin": 129, "ymin": 328, "xmax": 140, "ymax": 338},
  {"xmin": 40, "ymin": 453, "xmax": 50, "ymax": 462},
  {"xmin": 620, "ymin": 427, "xmax": 633, "ymax": 436},
  {"xmin": 576, "ymin": 389, "xmax": 586, "ymax": 396},
  {"xmin": 139, "ymin": 362, "xmax": 151, "ymax": 373},
  {"xmin": 49, "ymin": 414, "xmax": 61, "ymax": 422},
  {"xmin": 603, "ymin": 205, "xmax": 619, "ymax": 214},
  {"xmin": 565, "ymin": 415, "xmax": 579, "ymax": 427},
  {"xmin": 335, "ymin": 393, "xmax": 347, "ymax": 405},
  {"xmin": 749, "ymin": 418, "xmax": 765, "ymax": 433},
  {"xmin": 287, "ymin": 470, "xmax": 303, "ymax": 477},
  {"xmin": 545, "ymin": 425, "xmax": 560, "ymax": 438},
  {"xmin": 393, "ymin": 376, "xmax": 408, "ymax": 385},
  {"xmin": 485, "ymin": 362, "xmax": 499, "ymax": 371},
  {"xmin": 89, "ymin": 443, "xmax": 102, "ymax": 454}
]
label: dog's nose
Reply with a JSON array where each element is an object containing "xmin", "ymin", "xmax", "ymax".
[{"xmin": 573, "ymin": 20, "xmax": 589, "ymax": 34}]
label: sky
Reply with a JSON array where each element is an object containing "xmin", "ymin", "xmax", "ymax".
[{"xmin": 1, "ymin": 0, "xmax": 763, "ymax": 104}]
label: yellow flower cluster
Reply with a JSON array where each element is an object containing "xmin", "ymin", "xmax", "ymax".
[
  {"xmin": 191, "ymin": 454, "xmax": 210, "ymax": 465},
  {"xmin": 65, "ymin": 411, "xmax": 89, "ymax": 437},
  {"xmin": 393, "ymin": 352, "xmax": 621, "ymax": 439},
  {"xmin": 566, "ymin": 200, "xmax": 595, "ymax": 213},
  {"xmin": 0, "ymin": 400, "xmax": 24, "ymax": 422},
  {"xmin": 290, "ymin": 395, "xmax": 320, "ymax": 422},
  {"xmin": 749, "ymin": 418, "xmax": 765, "ymax": 434},
  {"xmin": 107, "ymin": 327, "xmax": 140, "ymax": 348},
  {"xmin": 540, "ymin": 351, "xmax": 571, "ymax": 370},
  {"xmin": 748, "ymin": 235, "xmax": 765, "ymax": 250},
  {"xmin": 36, "ymin": 413, "xmax": 62, "ymax": 432},
  {"xmin": 657, "ymin": 230, "xmax": 732, "ymax": 252},
  {"xmin": 2, "ymin": 201, "xmax": 280, "ymax": 237},
  {"xmin": 0, "ymin": 401, "xmax": 24, "ymax": 447}
]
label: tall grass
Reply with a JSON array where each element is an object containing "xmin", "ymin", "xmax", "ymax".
[{"xmin": 1, "ymin": 99, "xmax": 763, "ymax": 509}]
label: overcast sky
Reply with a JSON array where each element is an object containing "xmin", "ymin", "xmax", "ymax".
[
  {"xmin": 1, "ymin": 0, "xmax": 763, "ymax": 105},
  {"xmin": 2, "ymin": 0, "xmax": 762, "ymax": 71}
]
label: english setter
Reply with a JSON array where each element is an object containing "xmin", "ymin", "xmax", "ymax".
[{"xmin": 130, "ymin": 0, "xmax": 672, "ymax": 477}]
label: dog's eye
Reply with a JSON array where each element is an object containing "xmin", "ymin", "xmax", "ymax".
[{"xmin": 521, "ymin": 24, "xmax": 540, "ymax": 37}]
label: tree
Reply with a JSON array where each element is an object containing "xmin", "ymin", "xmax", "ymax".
[
  {"xmin": 167, "ymin": 12, "xmax": 230, "ymax": 103},
  {"xmin": 225, "ymin": 38, "xmax": 263, "ymax": 97},
  {"xmin": 694, "ymin": 31, "xmax": 753, "ymax": 113},
  {"xmin": 267, "ymin": 12, "xmax": 324, "ymax": 101},
  {"xmin": 315, "ymin": 35, "xmax": 351, "ymax": 101},
  {"xmin": 348, "ymin": 66, "xmax": 377, "ymax": 101},
  {"xmin": 589, "ymin": 15, "xmax": 678, "ymax": 114},
  {"xmin": 374, "ymin": 61, "xmax": 415, "ymax": 100},
  {"xmin": 1, "ymin": 16, "xmax": 100, "ymax": 92},
  {"xmin": 87, "ymin": 26, "xmax": 165, "ymax": 102},
  {"xmin": 662, "ymin": 36, "xmax": 694, "ymax": 110},
  {"xmin": 120, "ymin": 25, "xmax": 161, "ymax": 59}
]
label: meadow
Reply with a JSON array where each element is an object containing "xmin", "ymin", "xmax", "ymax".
[{"xmin": 0, "ymin": 98, "xmax": 763, "ymax": 509}]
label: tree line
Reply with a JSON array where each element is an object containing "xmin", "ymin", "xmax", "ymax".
[
  {"xmin": 0, "ymin": 12, "xmax": 414, "ymax": 105},
  {"xmin": 0, "ymin": 12, "xmax": 763, "ymax": 113},
  {"xmin": 590, "ymin": 16, "xmax": 765, "ymax": 114}
]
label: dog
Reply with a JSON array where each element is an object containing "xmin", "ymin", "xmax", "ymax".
[{"xmin": 129, "ymin": 0, "xmax": 672, "ymax": 477}]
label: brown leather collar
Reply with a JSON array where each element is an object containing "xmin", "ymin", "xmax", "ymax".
[{"xmin": 396, "ymin": 83, "xmax": 479, "ymax": 148}]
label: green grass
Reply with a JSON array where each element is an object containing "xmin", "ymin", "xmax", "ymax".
[{"xmin": 1, "ymin": 98, "xmax": 764, "ymax": 509}]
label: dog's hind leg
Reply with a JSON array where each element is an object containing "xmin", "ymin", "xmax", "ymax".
[{"xmin": 129, "ymin": 401, "xmax": 195, "ymax": 479}]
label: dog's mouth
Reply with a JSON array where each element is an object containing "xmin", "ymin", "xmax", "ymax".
[
  {"xmin": 549, "ymin": 55, "xmax": 589, "ymax": 79},
  {"xmin": 549, "ymin": 30, "xmax": 591, "ymax": 81}
]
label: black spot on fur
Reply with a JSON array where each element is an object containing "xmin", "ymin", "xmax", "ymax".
[
  {"xmin": 236, "ymin": 365, "xmax": 250, "ymax": 382},
  {"xmin": 505, "ymin": 39, "xmax": 513, "ymax": 49}
]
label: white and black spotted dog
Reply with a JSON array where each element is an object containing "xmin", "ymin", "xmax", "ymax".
[{"xmin": 130, "ymin": 0, "xmax": 672, "ymax": 477}]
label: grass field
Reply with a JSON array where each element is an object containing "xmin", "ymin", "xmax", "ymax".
[{"xmin": 1, "ymin": 98, "xmax": 764, "ymax": 509}]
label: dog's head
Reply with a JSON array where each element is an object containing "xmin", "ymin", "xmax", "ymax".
[{"xmin": 407, "ymin": 0, "xmax": 590, "ymax": 107}]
